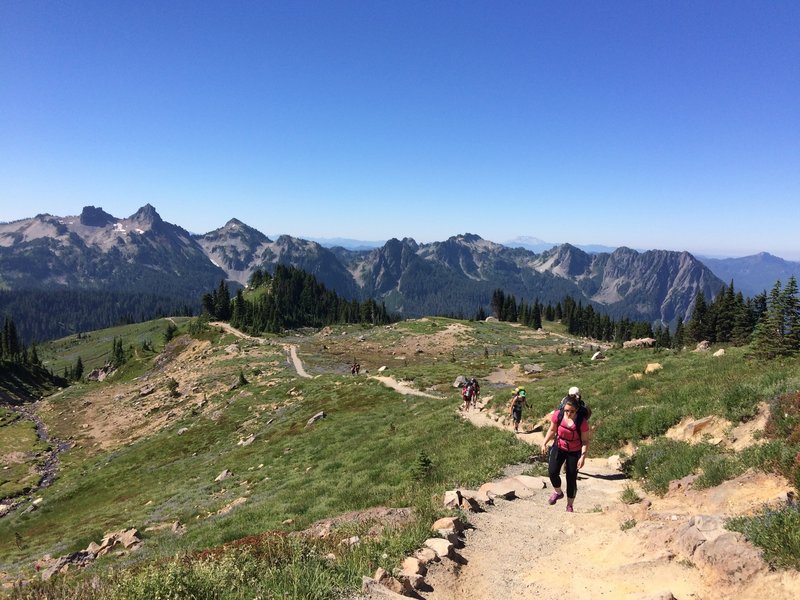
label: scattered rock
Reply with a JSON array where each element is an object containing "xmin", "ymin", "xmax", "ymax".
[
  {"xmin": 237, "ymin": 434, "xmax": 256, "ymax": 446},
  {"xmin": 591, "ymin": 351, "xmax": 605, "ymax": 361},
  {"xmin": 216, "ymin": 497, "xmax": 247, "ymax": 516},
  {"xmin": 623, "ymin": 337, "xmax": 657, "ymax": 349},
  {"xmin": 215, "ymin": 469, "xmax": 233, "ymax": 482},
  {"xmin": 306, "ymin": 411, "xmax": 326, "ymax": 427},
  {"xmin": 644, "ymin": 362, "xmax": 663, "ymax": 374},
  {"xmin": 695, "ymin": 340, "xmax": 711, "ymax": 352},
  {"xmin": 713, "ymin": 348, "xmax": 725, "ymax": 357}
]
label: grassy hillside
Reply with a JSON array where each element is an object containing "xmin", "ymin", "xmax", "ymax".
[{"xmin": 1, "ymin": 316, "xmax": 799, "ymax": 597}]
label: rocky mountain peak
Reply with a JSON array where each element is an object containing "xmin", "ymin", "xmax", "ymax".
[
  {"xmin": 128, "ymin": 204, "xmax": 163, "ymax": 227},
  {"xmin": 79, "ymin": 206, "xmax": 116, "ymax": 227}
]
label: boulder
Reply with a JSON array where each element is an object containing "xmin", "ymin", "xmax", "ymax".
[
  {"xmin": 361, "ymin": 575, "xmax": 409, "ymax": 598},
  {"xmin": 431, "ymin": 516, "xmax": 465, "ymax": 536},
  {"xmin": 694, "ymin": 531, "xmax": 767, "ymax": 584},
  {"xmin": 306, "ymin": 411, "xmax": 326, "ymax": 427},
  {"xmin": 453, "ymin": 375, "xmax": 467, "ymax": 388},
  {"xmin": 623, "ymin": 337, "xmax": 657, "ymax": 349},
  {"xmin": 237, "ymin": 434, "xmax": 256, "ymax": 446},
  {"xmin": 684, "ymin": 416, "xmax": 715, "ymax": 437},
  {"xmin": 713, "ymin": 348, "xmax": 725, "ymax": 357},
  {"xmin": 478, "ymin": 480, "xmax": 517, "ymax": 501},
  {"xmin": 696, "ymin": 340, "xmax": 711, "ymax": 352},
  {"xmin": 215, "ymin": 469, "xmax": 233, "ymax": 482},
  {"xmin": 644, "ymin": 363, "xmax": 663, "ymax": 374},
  {"xmin": 216, "ymin": 497, "xmax": 248, "ymax": 516},
  {"xmin": 591, "ymin": 351, "xmax": 605, "ymax": 361},
  {"xmin": 523, "ymin": 363, "xmax": 544, "ymax": 374},
  {"xmin": 423, "ymin": 537, "xmax": 453, "ymax": 559}
]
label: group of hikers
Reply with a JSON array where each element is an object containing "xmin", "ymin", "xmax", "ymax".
[
  {"xmin": 461, "ymin": 379, "xmax": 592, "ymax": 512},
  {"xmin": 459, "ymin": 377, "xmax": 480, "ymax": 410}
]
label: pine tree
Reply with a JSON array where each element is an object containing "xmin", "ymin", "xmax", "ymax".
[
  {"xmin": 781, "ymin": 276, "xmax": 800, "ymax": 352},
  {"xmin": 687, "ymin": 291, "xmax": 709, "ymax": 343},
  {"xmin": 751, "ymin": 281, "xmax": 788, "ymax": 358},
  {"xmin": 73, "ymin": 356, "xmax": 84, "ymax": 381}
]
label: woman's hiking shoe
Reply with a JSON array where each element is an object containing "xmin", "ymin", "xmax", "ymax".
[
  {"xmin": 566, "ymin": 505, "xmax": 574, "ymax": 512},
  {"xmin": 548, "ymin": 491, "xmax": 564, "ymax": 505}
]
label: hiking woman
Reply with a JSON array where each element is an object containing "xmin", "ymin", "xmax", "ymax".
[
  {"xmin": 508, "ymin": 388, "xmax": 526, "ymax": 433},
  {"xmin": 540, "ymin": 396, "xmax": 591, "ymax": 512}
]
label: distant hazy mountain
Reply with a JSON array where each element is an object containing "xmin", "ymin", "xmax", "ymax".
[
  {"xmin": 307, "ymin": 237, "xmax": 386, "ymax": 251},
  {"xmin": 504, "ymin": 236, "xmax": 618, "ymax": 255},
  {"xmin": 699, "ymin": 253, "xmax": 800, "ymax": 297},
  {"xmin": 1, "ymin": 205, "xmax": 730, "ymax": 339}
]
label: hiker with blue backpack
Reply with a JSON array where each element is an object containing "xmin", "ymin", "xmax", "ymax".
[{"xmin": 540, "ymin": 386, "xmax": 592, "ymax": 512}]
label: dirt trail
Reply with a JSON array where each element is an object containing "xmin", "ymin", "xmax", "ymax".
[
  {"xmin": 371, "ymin": 376, "xmax": 442, "ymax": 399},
  {"xmin": 209, "ymin": 321, "xmax": 311, "ymax": 379},
  {"xmin": 374, "ymin": 401, "xmax": 800, "ymax": 600},
  {"xmin": 286, "ymin": 345, "xmax": 312, "ymax": 379}
]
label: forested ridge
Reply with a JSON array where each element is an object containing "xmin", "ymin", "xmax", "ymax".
[
  {"xmin": 201, "ymin": 264, "xmax": 396, "ymax": 333},
  {"xmin": 486, "ymin": 275, "xmax": 800, "ymax": 355},
  {"xmin": 0, "ymin": 289, "xmax": 194, "ymax": 345}
]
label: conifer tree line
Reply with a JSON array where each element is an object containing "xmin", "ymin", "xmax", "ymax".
[
  {"xmin": 201, "ymin": 265, "xmax": 397, "ymax": 334},
  {"xmin": 0, "ymin": 315, "xmax": 39, "ymax": 365},
  {"xmin": 686, "ymin": 276, "xmax": 800, "ymax": 358},
  {"xmin": 484, "ymin": 288, "xmax": 660, "ymax": 345},
  {"xmin": 486, "ymin": 278, "xmax": 800, "ymax": 356}
]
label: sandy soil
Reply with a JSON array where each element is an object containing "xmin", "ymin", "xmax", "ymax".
[{"xmin": 363, "ymin": 381, "xmax": 799, "ymax": 600}]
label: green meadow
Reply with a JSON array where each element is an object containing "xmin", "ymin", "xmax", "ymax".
[{"xmin": 2, "ymin": 316, "xmax": 799, "ymax": 597}]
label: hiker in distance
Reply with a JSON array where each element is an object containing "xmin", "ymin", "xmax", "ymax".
[
  {"xmin": 540, "ymin": 386, "xmax": 591, "ymax": 512},
  {"xmin": 508, "ymin": 387, "xmax": 527, "ymax": 433}
]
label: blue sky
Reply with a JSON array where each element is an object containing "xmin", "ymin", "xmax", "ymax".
[{"xmin": 2, "ymin": 1, "xmax": 799, "ymax": 259}]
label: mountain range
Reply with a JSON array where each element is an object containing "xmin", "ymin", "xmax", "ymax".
[{"xmin": 1, "ymin": 204, "xmax": 797, "ymax": 340}]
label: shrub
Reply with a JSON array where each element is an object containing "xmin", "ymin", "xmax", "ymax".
[
  {"xmin": 620, "ymin": 484, "xmax": 642, "ymax": 504},
  {"xmin": 727, "ymin": 503, "xmax": 800, "ymax": 569},
  {"xmin": 694, "ymin": 454, "xmax": 743, "ymax": 489},
  {"xmin": 620, "ymin": 519, "xmax": 636, "ymax": 531},
  {"xmin": 410, "ymin": 451, "xmax": 434, "ymax": 482},
  {"xmin": 626, "ymin": 439, "xmax": 714, "ymax": 496}
]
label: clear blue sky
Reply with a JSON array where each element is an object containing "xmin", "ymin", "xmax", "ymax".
[{"xmin": 2, "ymin": 1, "xmax": 799, "ymax": 259}]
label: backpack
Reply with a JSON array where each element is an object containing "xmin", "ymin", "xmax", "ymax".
[{"xmin": 556, "ymin": 395, "xmax": 591, "ymax": 442}]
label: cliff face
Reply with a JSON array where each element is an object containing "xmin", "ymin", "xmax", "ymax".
[{"xmin": 0, "ymin": 207, "xmax": 723, "ymax": 325}]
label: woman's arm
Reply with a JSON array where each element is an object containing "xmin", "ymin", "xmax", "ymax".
[
  {"xmin": 577, "ymin": 428, "xmax": 592, "ymax": 469},
  {"xmin": 540, "ymin": 418, "xmax": 557, "ymax": 455}
]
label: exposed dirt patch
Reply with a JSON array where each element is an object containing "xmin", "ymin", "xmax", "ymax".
[
  {"xmin": 371, "ymin": 376, "xmax": 442, "ymax": 399},
  {"xmin": 381, "ymin": 403, "xmax": 800, "ymax": 600}
]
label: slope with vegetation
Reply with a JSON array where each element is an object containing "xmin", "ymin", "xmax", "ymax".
[{"xmin": 1, "ymin": 308, "xmax": 799, "ymax": 597}]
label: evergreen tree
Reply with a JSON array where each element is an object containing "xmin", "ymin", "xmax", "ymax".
[
  {"xmin": 781, "ymin": 276, "xmax": 800, "ymax": 352},
  {"xmin": 532, "ymin": 301, "xmax": 542, "ymax": 330},
  {"xmin": 687, "ymin": 291, "xmax": 709, "ymax": 342},
  {"xmin": 672, "ymin": 317, "xmax": 685, "ymax": 350},
  {"xmin": 73, "ymin": 356, "xmax": 84, "ymax": 381},
  {"xmin": 213, "ymin": 280, "xmax": 232, "ymax": 321},
  {"xmin": 751, "ymin": 281, "xmax": 788, "ymax": 358}
]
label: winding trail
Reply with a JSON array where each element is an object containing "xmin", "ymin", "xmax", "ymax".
[
  {"xmin": 209, "ymin": 321, "xmax": 311, "ymax": 379},
  {"xmin": 362, "ymin": 401, "xmax": 800, "ymax": 600},
  {"xmin": 370, "ymin": 376, "xmax": 442, "ymax": 399},
  {"xmin": 286, "ymin": 345, "xmax": 312, "ymax": 379}
]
